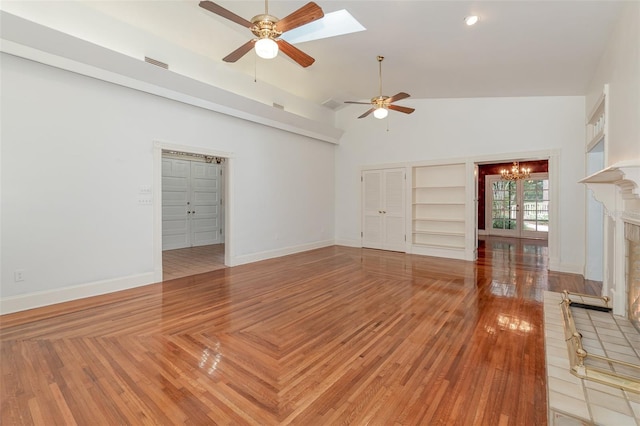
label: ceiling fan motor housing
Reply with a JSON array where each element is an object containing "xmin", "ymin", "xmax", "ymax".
[
  {"xmin": 251, "ymin": 15, "xmax": 282, "ymax": 39},
  {"xmin": 372, "ymin": 96, "xmax": 390, "ymax": 109}
]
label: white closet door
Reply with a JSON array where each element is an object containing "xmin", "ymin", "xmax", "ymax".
[
  {"xmin": 162, "ymin": 159, "xmax": 190, "ymax": 250},
  {"xmin": 362, "ymin": 168, "xmax": 406, "ymax": 252},
  {"xmin": 219, "ymin": 165, "xmax": 225, "ymax": 240},
  {"xmin": 190, "ymin": 162, "xmax": 220, "ymax": 246},
  {"xmin": 362, "ymin": 170, "xmax": 384, "ymax": 249},
  {"xmin": 382, "ymin": 169, "xmax": 407, "ymax": 252}
]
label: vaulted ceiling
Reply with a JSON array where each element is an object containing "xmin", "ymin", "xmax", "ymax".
[{"xmin": 1, "ymin": 1, "xmax": 626, "ymax": 110}]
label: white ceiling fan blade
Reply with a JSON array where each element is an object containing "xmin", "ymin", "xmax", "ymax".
[{"xmin": 280, "ymin": 9, "xmax": 365, "ymax": 44}]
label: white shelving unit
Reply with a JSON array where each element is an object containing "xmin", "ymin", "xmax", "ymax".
[
  {"xmin": 586, "ymin": 91, "xmax": 606, "ymax": 153},
  {"xmin": 411, "ymin": 162, "xmax": 474, "ymax": 260}
]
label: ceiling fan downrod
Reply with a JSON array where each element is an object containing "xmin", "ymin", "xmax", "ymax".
[{"xmin": 378, "ymin": 55, "xmax": 384, "ymax": 99}]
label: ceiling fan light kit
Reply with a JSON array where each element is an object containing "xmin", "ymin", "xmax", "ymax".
[
  {"xmin": 373, "ymin": 107, "xmax": 388, "ymax": 119},
  {"xmin": 255, "ymin": 38, "xmax": 278, "ymax": 59},
  {"xmin": 345, "ymin": 56, "xmax": 416, "ymax": 119}
]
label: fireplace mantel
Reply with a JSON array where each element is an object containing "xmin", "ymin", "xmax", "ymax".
[{"xmin": 580, "ymin": 160, "xmax": 640, "ymax": 220}]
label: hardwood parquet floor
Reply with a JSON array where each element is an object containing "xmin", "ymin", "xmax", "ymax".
[
  {"xmin": 163, "ymin": 244, "xmax": 226, "ymax": 281},
  {"xmin": 0, "ymin": 237, "xmax": 600, "ymax": 425}
]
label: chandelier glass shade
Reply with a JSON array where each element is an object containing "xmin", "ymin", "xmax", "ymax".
[{"xmin": 501, "ymin": 162, "xmax": 531, "ymax": 181}]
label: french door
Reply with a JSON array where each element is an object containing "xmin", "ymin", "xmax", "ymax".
[{"xmin": 486, "ymin": 173, "xmax": 549, "ymax": 239}]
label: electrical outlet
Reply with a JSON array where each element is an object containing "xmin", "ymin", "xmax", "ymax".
[{"xmin": 14, "ymin": 270, "xmax": 25, "ymax": 282}]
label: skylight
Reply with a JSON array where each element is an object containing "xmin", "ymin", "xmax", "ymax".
[{"xmin": 280, "ymin": 9, "xmax": 365, "ymax": 44}]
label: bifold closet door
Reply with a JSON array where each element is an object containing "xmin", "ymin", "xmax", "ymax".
[
  {"xmin": 189, "ymin": 162, "xmax": 220, "ymax": 247},
  {"xmin": 162, "ymin": 159, "xmax": 191, "ymax": 250},
  {"xmin": 362, "ymin": 168, "xmax": 406, "ymax": 252}
]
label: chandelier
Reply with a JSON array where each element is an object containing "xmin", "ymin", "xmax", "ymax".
[{"xmin": 501, "ymin": 162, "xmax": 531, "ymax": 181}]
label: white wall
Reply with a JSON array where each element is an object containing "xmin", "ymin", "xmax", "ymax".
[
  {"xmin": 335, "ymin": 96, "xmax": 587, "ymax": 273},
  {"xmin": 582, "ymin": 2, "xmax": 640, "ymax": 306},
  {"xmin": 585, "ymin": 147, "xmax": 605, "ymax": 281},
  {"xmin": 0, "ymin": 53, "xmax": 334, "ymax": 309},
  {"xmin": 586, "ymin": 1, "xmax": 640, "ymax": 165},
  {"xmin": 0, "ymin": 2, "xmax": 334, "ymax": 125}
]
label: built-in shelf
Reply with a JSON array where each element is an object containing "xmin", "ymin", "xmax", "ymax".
[
  {"xmin": 413, "ymin": 230, "xmax": 465, "ymax": 237},
  {"xmin": 413, "ymin": 202, "xmax": 465, "ymax": 205},
  {"xmin": 413, "ymin": 218, "xmax": 464, "ymax": 223},
  {"xmin": 587, "ymin": 92, "xmax": 605, "ymax": 126},
  {"xmin": 586, "ymin": 129, "xmax": 605, "ymax": 152},
  {"xmin": 412, "ymin": 235, "xmax": 465, "ymax": 249},
  {"xmin": 412, "ymin": 185, "xmax": 465, "ymax": 189},
  {"xmin": 412, "ymin": 163, "xmax": 467, "ymax": 252},
  {"xmin": 586, "ymin": 89, "xmax": 606, "ymax": 153}
]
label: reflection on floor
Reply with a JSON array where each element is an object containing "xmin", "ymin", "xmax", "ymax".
[
  {"xmin": 478, "ymin": 236, "xmax": 549, "ymax": 302},
  {"xmin": 478, "ymin": 236, "xmax": 601, "ymax": 300},
  {"xmin": 162, "ymin": 244, "xmax": 225, "ymax": 280}
]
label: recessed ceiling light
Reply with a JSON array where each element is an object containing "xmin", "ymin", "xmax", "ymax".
[{"xmin": 465, "ymin": 15, "xmax": 479, "ymax": 26}]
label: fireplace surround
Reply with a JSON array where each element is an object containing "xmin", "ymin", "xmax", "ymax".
[
  {"xmin": 546, "ymin": 161, "xmax": 640, "ymax": 422},
  {"xmin": 580, "ymin": 161, "xmax": 640, "ymax": 320},
  {"xmin": 627, "ymin": 223, "xmax": 640, "ymax": 331}
]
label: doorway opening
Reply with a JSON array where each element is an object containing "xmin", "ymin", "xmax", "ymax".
[
  {"xmin": 477, "ymin": 160, "xmax": 549, "ymax": 240},
  {"xmin": 161, "ymin": 151, "xmax": 226, "ymax": 280},
  {"xmin": 152, "ymin": 142, "xmax": 233, "ymax": 282}
]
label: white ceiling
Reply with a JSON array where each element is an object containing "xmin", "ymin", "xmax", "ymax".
[{"xmin": 1, "ymin": 1, "xmax": 627, "ymax": 109}]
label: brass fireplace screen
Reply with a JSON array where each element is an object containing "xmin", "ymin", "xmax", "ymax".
[{"xmin": 561, "ymin": 291, "xmax": 640, "ymax": 393}]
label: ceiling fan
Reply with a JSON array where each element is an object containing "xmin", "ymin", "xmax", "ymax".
[
  {"xmin": 199, "ymin": 0, "xmax": 324, "ymax": 68},
  {"xmin": 345, "ymin": 56, "xmax": 416, "ymax": 119}
]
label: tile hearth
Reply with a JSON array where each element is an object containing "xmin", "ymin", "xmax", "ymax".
[{"xmin": 544, "ymin": 291, "xmax": 640, "ymax": 425}]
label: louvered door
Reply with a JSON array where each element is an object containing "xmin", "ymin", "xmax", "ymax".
[{"xmin": 362, "ymin": 168, "xmax": 406, "ymax": 252}]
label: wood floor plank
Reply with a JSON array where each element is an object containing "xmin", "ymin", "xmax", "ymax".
[{"xmin": 0, "ymin": 237, "xmax": 601, "ymax": 425}]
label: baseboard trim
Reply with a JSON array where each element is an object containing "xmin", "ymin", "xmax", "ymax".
[
  {"xmin": 410, "ymin": 245, "xmax": 470, "ymax": 261},
  {"xmin": 229, "ymin": 240, "xmax": 335, "ymax": 266},
  {"xmin": 548, "ymin": 259, "xmax": 584, "ymax": 275},
  {"xmin": 334, "ymin": 238, "xmax": 361, "ymax": 248},
  {"xmin": 0, "ymin": 272, "xmax": 156, "ymax": 315}
]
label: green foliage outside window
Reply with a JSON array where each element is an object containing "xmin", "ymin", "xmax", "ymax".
[{"xmin": 492, "ymin": 218, "xmax": 516, "ymax": 229}]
